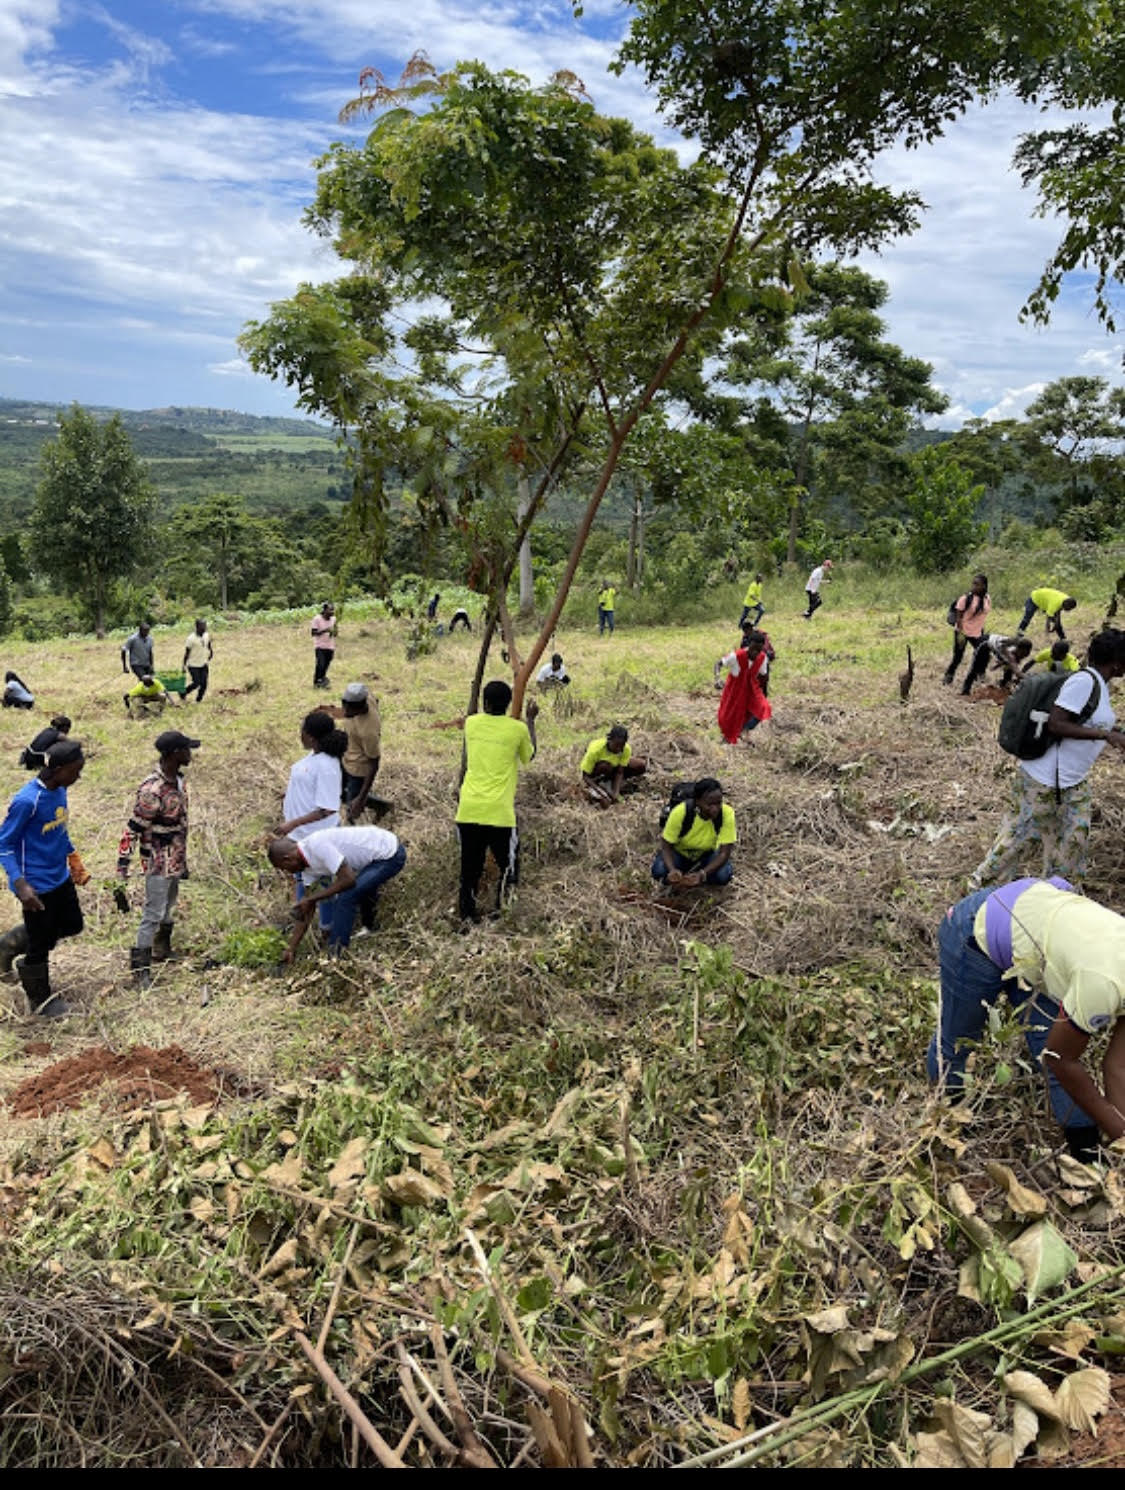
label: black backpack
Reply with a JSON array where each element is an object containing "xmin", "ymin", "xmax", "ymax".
[
  {"xmin": 659, "ymin": 782, "xmax": 697, "ymax": 834},
  {"xmin": 998, "ymin": 667, "xmax": 1100, "ymax": 760},
  {"xmin": 946, "ymin": 598, "xmax": 960, "ymax": 627}
]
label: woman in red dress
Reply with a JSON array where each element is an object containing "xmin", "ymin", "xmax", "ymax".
[{"xmin": 715, "ymin": 629, "xmax": 772, "ymax": 744}]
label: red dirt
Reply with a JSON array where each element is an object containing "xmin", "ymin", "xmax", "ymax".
[
  {"xmin": 5, "ymin": 1044, "xmax": 226, "ymax": 1118},
  {"xmin": 1026, "ymin": 1375, "xmax": 1125, "ymax": 1468}
]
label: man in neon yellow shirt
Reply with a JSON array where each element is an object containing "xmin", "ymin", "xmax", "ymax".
[
  {"xmin": 597, "ymin": 580, "xmax": 617, "ymax": 636},
  {"xmin": 652, "ymin": 777, "xmax": 736, "ymax": 891},
  {"xmin": 1018, "ymin": 586, "xmax": 1077, "ymax": 639},
  {"xmin": 1029, "ymin": 640, "xmax": 1078, "ymax": 675},
  {"xmin": 740, "ymin": 573, "xmax": 764, "ymax": 628},
  {"xmin": 123, "ymin": 674, "xmax": 167, "ymax": 718},
  {"xmin": 928, "ymin": 878, "xmax": 1125, "ymax": 1162},
  {"xmin": 581, "ymin": 725, "xmax": 646, "ymax": 806},
  {"xmin": 455, "ymin": 680, "xmax": 539, "ymax": 922}
]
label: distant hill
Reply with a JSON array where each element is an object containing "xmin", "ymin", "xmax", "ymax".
[{"xmin": 0, "ymin": 398, "xmax": 332, "ymax": 441}]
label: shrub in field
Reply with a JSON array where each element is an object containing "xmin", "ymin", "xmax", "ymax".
[{"xmin": 905, "ymin": 449, "xmax": 987, "ymax": 574}]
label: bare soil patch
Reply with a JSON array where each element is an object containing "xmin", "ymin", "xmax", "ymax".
[{"xmin": 6, "ymin": 1043, "xmax": 235, "ymax": 1117}]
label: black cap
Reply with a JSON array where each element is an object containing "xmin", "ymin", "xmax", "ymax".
[{"xmin": 155, "ymin": 730, "xmax": 201, "ymax": 755}]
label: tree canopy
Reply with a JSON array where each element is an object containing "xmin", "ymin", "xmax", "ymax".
[{"xmin": 31, "ymin": 404, "xmax": 156, "ymax": 638}]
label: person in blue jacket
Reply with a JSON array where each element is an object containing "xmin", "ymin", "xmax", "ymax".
[{"xmin": 0, "ymin": 739, "xmax": 88, "ymax": 1018}]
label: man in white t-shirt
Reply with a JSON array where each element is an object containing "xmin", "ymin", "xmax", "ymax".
[
  {"xmin": 536, "ymin": 653, "xmax": 569, "ymax": 688},
  {"xmin": 972, "ymin": 628, "xmax": 1125, "ymax": 888},
  {"xmin": 182, "ymin": 618, "xmax": 213, "ymax": 702},
  {"xmin": 268, "ymin": 824, "xmax": 406, "ymax": 959},
  {"xmin": 802, "ymin": 559, "xmax": 832, "ymax": 619}
]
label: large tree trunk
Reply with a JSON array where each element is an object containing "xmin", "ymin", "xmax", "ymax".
[{"xmin": 517, "ymin": 475, "xmax": 533, "ymax": 616}]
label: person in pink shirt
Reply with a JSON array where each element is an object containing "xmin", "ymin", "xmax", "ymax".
[
  {"xmin": 943, "ymin": 572, "xmax": 990, "ymax": 687},
  {"xmin": 310, "ymin": 602, "xmax": 337, "ymax": 689}
]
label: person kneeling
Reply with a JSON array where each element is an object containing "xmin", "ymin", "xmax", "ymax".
[
  {"xmin": 652, "ymin": 778, "xmax": 735, "ymax": 892},
  {"xmin": 581, "ymin": 725, "xmax": 645, "ymax": 806},
  {"xmin": 268, "ymin": 825, "xmax": 406, "ymax": 960}
]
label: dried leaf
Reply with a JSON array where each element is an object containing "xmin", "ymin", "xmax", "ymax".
[
  {"xmin": 1005, "ymin": 1369, "xmax": 1059, "ymax": 1420},
  {"xmin": 182, "ymin": 1104, "xmax": 212, "ymax": 1130},
  {"xmin": 326, "ymin": 1138, "xmax": 368, "ymax": 1191},
  {"xmin": 87, "ymin": 1138, "xmax": 117, "ymax": 1169},
  {"xmin": 541, "ymin": 1087, "xmax": 584, "ymax": 1139},
  {"xmin": 915, "ymin": 1400, "xmax": 994, "ymax": 1468},
  {"xmin": 1033, "ymin": 1319, "xmax": 1096, "ymax": 1359},
  {"xmin": 1010, "ymin": 1399, "xmax": 1041, "ymax": 1461},
  {"xmin": 803, "ymin": 1304, "xmax": 851, "ymax": 1335},
  {"xmin": 1008, "ymin": 1221, "xmax": 1078, "ymax": 1304},
  {"xmin": 985, "ymin": 1162, "xmax": 1049, "ymax": 1218},
  {"xmin": 471, "ymin": 1119, "xmax": 532, "ymax": 1152},
  {"xmin": 1054, "ymin": 1367, "xmax": 1111, "ymax": 1434},
  {"xmin": 189, "ymin": 1132, "xmax": 225, "ymax": 1154},
  {"xmin": 383, "ymin": 1169, "xmax": 447, "ymax": 1208},
  {"xmin": 263, "ymin": 1152, "xmax": 304, "ymax": 1187},
  {"xmin": 260, "ymin": 1237, "xmax": 299, "ymax": 1278},
  {"xmin": 732, "ymin": 1377, "xmax": 751, "ymax": 1432},
  {"xmin": 1034, "ymin": 1419, "xmax": 1072, "ymax": 1461}
]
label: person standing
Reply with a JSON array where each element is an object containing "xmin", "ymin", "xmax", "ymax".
[
  {"xmin": 336, "ymin": 683, "xmax": 383, "ymax": 822},
  {"xmin": 944, "ymin": 572, "xmax": 991, "ymax": 687},
  {"xmin": 0, "ymin": 739, "xmax": 88, "ymax": 1018},
  {"xmin": 597, "ymin": 580, "xmax": 617, "ymax": 636},
  {"xmin": 1018, "ymin": 586, "xmax": 1078, "ymax": 639},
  {"xmin": 802, "ymin": 560, "xmax": 832, "ymax": 619},
  {"xmin": 268, "ymin": 825, "xmax": 406, "ymax": 959},
  {"xmin": 277, "ymin": 712, "xmax": 346, "ymax": 844},
  {"xmin": 182, "ymin": 618, "xmax": 213, "ymax": 702},
  {"xmin": 117, "ymin": 730, "xmax": 200, "ymax": 986},
  {"xmin": 971, "ymin": 628, "xmax": 1125, "ymax": 889},
  {"xmin": 121, "ymin": 622, "xmax": 154, "ymax": 681},
  {"xmin": 740, "ymin": 573, "xmax": 765, "ymax": 629},
  {"xmin": 455, "ymin": 681, "xmax": 538, "ymax": 922},
  {"xmin": 310, "ymin": 602, "xmax": 337, "ymax": 689}
]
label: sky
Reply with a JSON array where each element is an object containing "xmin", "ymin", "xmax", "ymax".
[{"xmin": 0, "ymin": 0, "xmax": 1121, "ymax": 429}]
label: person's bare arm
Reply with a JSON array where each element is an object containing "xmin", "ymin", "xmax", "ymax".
[
  {"xmin": 686, "ymin": 843, "xmax": 733, "ymax": 886},
  {"xmin": 1043, "ymin": 1017, "xmax": 1125, "ymax": 1140},
  {"xmin": 282, "ymin": 864, "xmax": 357, "ymax": 963},
  {"xmin": 277, "ymin": 807, "xmax": 334, "ymax": 836},
  {"xmin": 1048, "ymin": 703, "xmax": 1125, "ymax": 748},
  {"xmin": 346, "ymin": 762, "xmax": 378, "ymax": 822},
  {"xmin": 525, "ymin": 698, "xmax": 539, "ymax": 758}
]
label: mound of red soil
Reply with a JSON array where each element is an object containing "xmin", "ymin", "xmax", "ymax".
[{"xmin": 5, "ymin": 1044, "xmax": 225, "ymax": 1118}]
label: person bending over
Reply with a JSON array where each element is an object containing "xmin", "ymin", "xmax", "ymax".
[
  {"xmin": 1018, "ymin": 587, "xmax": 1078, "ymax": 640},
  {"xmin": 927, "ymin": 877, "xmax": 1125, "ymax": 1163},
  {"xmin": 581, "ymin": 725, "xmax": 646, "ymax": 807},
  {"xmin": 268, "ymin": 825, "xmax": 406, "ymax": 959},
  {"xmin": 960, "ymin": 633, "xmax": 1032, "ymax": 695},
  {"xmin": 652, "ymin": 778, "xmax": 736, "ymax": 892}
]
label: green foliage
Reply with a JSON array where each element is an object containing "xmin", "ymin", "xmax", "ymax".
[
  {"xmin": 220, "ymin": 926, "xmax": 287, "ymax": 968},
  {"xmin": 904, "ymin": 448, "xmax": 987, "ymax": 575},
  {"xmin": 30, "ymin": 405, "xmax": 156, "ymax": 636}
]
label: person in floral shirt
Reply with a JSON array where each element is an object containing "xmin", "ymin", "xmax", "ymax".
[{"xmin": 117, "ymin": 730, "xmax": 200, "ymax": 986}]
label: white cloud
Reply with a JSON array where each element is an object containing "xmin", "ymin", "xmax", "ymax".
[{"xmin": 208, "ymin": 356, "xmax": 254, "ymax": 376}]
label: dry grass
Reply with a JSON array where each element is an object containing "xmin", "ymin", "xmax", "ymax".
[{"xmin": 1, "ymin": 595, "xmax": 1124, "ymax": 1466}]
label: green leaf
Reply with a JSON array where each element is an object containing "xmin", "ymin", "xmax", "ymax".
[{"xmin": 1008, "ymin": 1221, "xmax": 1078, "ymax": 1304}]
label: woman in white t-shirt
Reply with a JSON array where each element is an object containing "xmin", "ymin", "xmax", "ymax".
[
  {"xmin": 277, "ymin": 711, "xmax": 348, "ymax": 921},
  {"xmin": 973, "ymin": 628, "xmax": 1125, "ymax": 888}
]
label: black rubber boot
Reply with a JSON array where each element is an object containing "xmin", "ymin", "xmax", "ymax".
[
  {"xmin": 1064, "ymin": 1125, "xmax": 1102, "ymax": 1164},
  {"xmin": 151, "ymin": 922, "xmax": 174, "ymax": 963},
  {"xmin": 130, "ymin": 946, "xmax": 153, "ymax": 989},
  {"xmin": 16, "ymin": 957, "xmax": 70, "ymax": 1018},
  {"xmin": 0, "ymin": 923, "xmax": 29, "ymax": 983}
]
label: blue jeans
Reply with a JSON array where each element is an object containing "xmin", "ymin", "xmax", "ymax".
[
  {"xmin": 651, "ymin": 849, "xmax": 733, "ymax": 886},
  {"xmin": 926, "ymin": 889, "xmax": 1092, "ymax": 1131},
  {"xmin": 326, "ymin": 844, "xmax": 406, "ymax": 951},
  {"xmin": 598, "ymin": 606, "xmax": 614, "ymax": 635}
]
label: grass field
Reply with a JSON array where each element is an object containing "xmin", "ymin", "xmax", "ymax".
[{"xmin": 2, "ymin": 585, "xmax": 1125, "ymax": 1467}]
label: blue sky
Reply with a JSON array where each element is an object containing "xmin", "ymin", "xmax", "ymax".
[{"xmin": 0, "ymin": 0, "xmax": 1120, "ymax": 427}]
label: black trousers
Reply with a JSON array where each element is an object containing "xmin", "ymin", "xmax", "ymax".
[
  {"xmin": 313, "ymin": 648, "xmax": 334, "ymax": 686},
  {"xmin": 804, "ymin": 590, "xmax": 822, "ymax": 617},
  {"xmin": 457, "ymin": 823, "xmax": 519, "ymax": 921},
  {"xmin": 23, "ymin": 879, "xmax": 83, "ymax": 967},
  {"xmin": 184, "ymin": 664, "xmax": 209, "ymax": 701}
]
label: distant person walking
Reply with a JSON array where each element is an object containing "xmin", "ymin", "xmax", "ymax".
[
  {"xmin": 802, "ymin": 560, "xmax": 832, "ymax": 619},
  {"xmin": 455, "ymin": 681, "xmax": 538, "ymax": 922},
  {"xmin": 971, "ymin": 628, "xmax": 1125, "ymax": 889},
  {"xmin": 0, "ymin": 739, "xmax": 88, "ymax": 1018},
  {"xmin": 944, "ymin": 573, "xmax": 991, "ymax": 687},
  {"xmin": 597, "ymin": 581, "xmax": 617, "ymax": 636},
  {"xmin": 1017, "ymin": 586, "xmax": 1078, "ymax": 640},
  {"xmin": 740, "ymin": 573, "xmax": 765, "ymax": 629},
  {"xmin": 311, "ymin": 602, "xmax": 337, "ymax": 689},
  {"xmin": 121, "ymin": 622, "xmax": 154, "ymax": 681},
  {"xmin": 117, "ymin": 730, "xmax": 200, "ymax": 985},
  {"xmin": 182, "ymin": 618, "xmax": 213, "ymax": 702}
]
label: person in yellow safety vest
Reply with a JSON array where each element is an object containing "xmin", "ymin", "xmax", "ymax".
[{"xmin": 597, "ymin": 580, "xmax": 616, "ymax": 636}]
